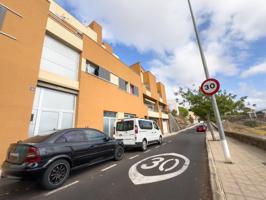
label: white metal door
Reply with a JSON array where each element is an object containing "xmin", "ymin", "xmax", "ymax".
[{"xmin": 29, "ymin": 87, "xmax": 76, "ymax": 136}]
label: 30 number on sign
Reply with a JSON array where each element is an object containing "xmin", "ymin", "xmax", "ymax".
[{"xmin": 200, "ymin": 78, "xmax": 220, "ymax": 96}]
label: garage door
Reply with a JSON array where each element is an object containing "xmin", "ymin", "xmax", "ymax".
[
  {"xmin": 162, "ymin": 120, "xmax": 169, "ymax": 134},
  {"xmin": 28, "ymin": 87, "xmax": 76, "ymax": 136},
  {"xmin": 40, "ymin": 34, "xmax": 80, "ymax": 80}
]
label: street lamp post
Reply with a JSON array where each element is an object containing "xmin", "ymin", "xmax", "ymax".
[{"xmin": 187, "ymin": 0, "xmax": 232, "ymax": 163}]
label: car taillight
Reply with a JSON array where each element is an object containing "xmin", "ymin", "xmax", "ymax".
[
  {"xmin": 24, "ymin": 146, "xmax": 41, "ymax": 163},
  {"xmin": 135, "ymin": 125, "xmax": 138, "ymax": 134}
]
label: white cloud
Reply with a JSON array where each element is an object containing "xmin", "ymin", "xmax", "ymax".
[
  {"xmin": 241, "ymin": 60, "xmax": 266, "ymax": 78},
  {"xmin": 237, "ymin": 82, "xmax": 266, "ymax": 110},
  {"xmin": 56, "ymin": 0, "xmax": 266, "ymax": 107}
]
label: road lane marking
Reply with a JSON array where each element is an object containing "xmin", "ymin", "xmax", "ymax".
[
  {"xmin": 144, "ymin": 150, "xmax": 151, "ymax": 153},
  {"xmin": 129, "ymin": 155, "xmax": 139, "ymax": 160},
  {"xmin": 129, "ymin": 153, "xmax": 190, "ymax": 185},
  {"xmin": 101, "ymin": 164, "xmax": 117, "ymax": 172},
  {"xmin": 155, "ymin": 146, "xmax": 160, "ymax": 149},
  {"xmin": 44, "ymin": 181, "xmax": 79, "ymax": 196}
]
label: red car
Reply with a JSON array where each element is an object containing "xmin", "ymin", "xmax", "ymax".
[{"xmin": 196, "ymin": 125, "xmax": 207, "ymax": 132}]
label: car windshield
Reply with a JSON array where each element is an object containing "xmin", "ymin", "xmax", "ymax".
[
  {"xmin": 116, "ymin": 121, "xmax": 134, "ymax": 131},
  {"xmin": 22, "ymin": 131, "xmax": 57, "ymax": 143}
]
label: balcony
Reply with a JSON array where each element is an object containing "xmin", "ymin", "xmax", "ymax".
[
  {"xmin": 148, "ymin": 110, "xmax": 160, "ymax": 118},
  {"xmin": 144, "ymin": 84, "xmax": 151, "ymax": 96},
  {"xmin": 161, "ymin": 113, "xmax": 169, "ymax": 119}
]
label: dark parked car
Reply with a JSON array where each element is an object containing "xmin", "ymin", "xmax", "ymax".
[
  {"xmin": 196, "ymin": 124, "xmax": 207, "ymax": 132},
  {"xmin": 1, "ymin": 128, "xmax": 124, "ymax": 189}
]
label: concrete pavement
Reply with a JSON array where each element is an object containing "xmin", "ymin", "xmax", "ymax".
[{"xmin": 207, "ymin": 131, "xmax": 266, "ymax": 200}]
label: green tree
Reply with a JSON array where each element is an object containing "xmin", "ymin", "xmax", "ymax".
[
  {"xmin": 171, "ymin": 109, "xmax": 178, "ymax": 117},
  {"xmin": 178, "ymin": 106, "xmax": 189, "ymax": 118},
  {"xmin": 178, "ymin": 87, "xmax": 247, "ymax": 140},
  {"xmin": 178, "ymin": 88, "xmax": 246, "ymax": 121}
]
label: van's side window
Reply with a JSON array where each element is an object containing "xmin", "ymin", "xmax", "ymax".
[
  {"xmin": 139, "ymin": 120, "xmax": 153, "ymax": 130},
  {"xmin": 153, "ymin": 122, "xmax": 159, "ymax": 130}
]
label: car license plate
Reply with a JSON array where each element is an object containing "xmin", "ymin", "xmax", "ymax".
[{"xmin": 9, "ymin": 152, "xmax": 19, "ymax": 158}]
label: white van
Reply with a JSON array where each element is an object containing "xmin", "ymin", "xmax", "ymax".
[{"xmin": 114, "ymin": 118, "xmax": 162, "ymax": 151}]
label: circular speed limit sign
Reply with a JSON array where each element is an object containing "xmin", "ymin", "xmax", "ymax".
[{"xmin": 200, "ymin": 78, "xmax": 220, "ymax": 96}]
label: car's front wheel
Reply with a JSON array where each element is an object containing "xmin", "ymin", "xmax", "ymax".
[
  {"xmin": 40, "ymin": 159, "xmax": 70, "ymax": 190},
  {"xmin": 114, "ymin": 145, "xmax": 124, "ymax": 161}
]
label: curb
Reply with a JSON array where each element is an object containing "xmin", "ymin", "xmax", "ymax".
[{"xmin": 206, "ymin": 132, "xmax": 226, "ymax": 200}]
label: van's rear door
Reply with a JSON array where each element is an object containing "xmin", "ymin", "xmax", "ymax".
[{"xmin": 115, "ymin": 120, "xmax": 135, "ymax": 145}]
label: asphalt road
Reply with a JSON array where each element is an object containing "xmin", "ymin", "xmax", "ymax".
[{"xmin": 0, "ymin": 127, "xmax": 212, "ymax": 200}]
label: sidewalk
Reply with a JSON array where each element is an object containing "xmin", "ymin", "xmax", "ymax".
[{"xmin": 207, "ymin": 131, "xmax": 266, "ymax": 200}]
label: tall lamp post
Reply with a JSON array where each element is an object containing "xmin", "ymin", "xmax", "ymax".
[{"xmin": 187, "ymin": 0, "xmax": 232, "ymax": 163}]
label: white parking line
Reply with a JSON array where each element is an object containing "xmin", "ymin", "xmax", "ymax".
[
  {"xmin": 44, "ymin": 181, "xmax": 79, "ymax": 196},
  {"xmin": 155, "ymin": 146, "xmax": 160, "ymax": 149},
  {"xmin": 144, "ymin": 150, "xmax": 151, "ymax": 153},
  {"xmin": 129, "ymin": 155, "xmax": 139, "ymax": 160},
  {"xmin": 101, "ymin": 164, "xmax": 117, "ymax": 172}
]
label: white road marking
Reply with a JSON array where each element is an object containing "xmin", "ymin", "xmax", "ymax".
[
  {"xmin": 144, "ymin": 150, "xmax": 151, "ymax": 153},
  {"xmin": 129, "ymin": 153, "xmax": 190, "ymax": 185},
  {"xmin": 44, "ymin": 181, "xmax": 79, "ymax": 196},
  {"xmin": 129, "ymin": 155, "xmax": 139, "ymax": 160},
  {"xmin": 155, "ymin": 146, "xmax": 160, "ymax": 149},
  {"xmin": 101, "ymin": 164, "xmax": 117, "ymax": 172},
  {"xmin": 162, "ymin": 143, "xmax": 166, "ymax": 146}
]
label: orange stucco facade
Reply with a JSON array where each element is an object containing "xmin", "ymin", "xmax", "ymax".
[
  {"xmin": 0, "ymin": 0, "xmax": 50, "ymax": 164},
  {"xmin": 0, "ymin": 0, "xmax": 169, "ymax": 164}
]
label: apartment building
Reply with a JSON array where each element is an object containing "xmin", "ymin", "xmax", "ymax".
[{"xmin": 0, "ymin": 0, "xmax": 169, "ymax": 163}]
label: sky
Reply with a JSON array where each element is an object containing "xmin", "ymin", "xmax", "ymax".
[{"xmin": 56, "ymin": 0, "xmax": 266, "ymax": 111}]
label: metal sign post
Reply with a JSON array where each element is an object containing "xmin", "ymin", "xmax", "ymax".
[{"xmin": 187, "ymin": 0, "xmax": 232, "ymax": 163}]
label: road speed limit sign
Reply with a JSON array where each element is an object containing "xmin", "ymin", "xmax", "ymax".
[{"xmin": 200, "ymin": 78, "xmax": 220, "ymax": 96}]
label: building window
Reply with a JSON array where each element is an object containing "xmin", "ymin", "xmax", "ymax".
[
  {"xmin": 144, "ymin": 99, "xmax": 157, "ymax": 111},
  {"xmin": 129, "ymin": 84, "xmax": 139, "ymax": 96},
  {"xmin": 86, "ymin": 62, "xmax": 99, "ymax": 76},
  {"xmin": 0, "ymin": 6, "xmax": 7, "ymax": 30},
  {"xmin": 130, "ymin": 84, "xmax": 134, "ymax": 94},
  {"xmin": 98, "ymin": 67, "xmax": 110, "ymax": 81},
  {"xmin": 124, "ymin": 113, "xmax": 136, "ymax": 118},
  {"xmin": 119, "ymin": 78, "xmax": 127, "ymax": 91},
  {"xmin": 86, "ymin": 61, "xmax": 110, "ymax": 81}
]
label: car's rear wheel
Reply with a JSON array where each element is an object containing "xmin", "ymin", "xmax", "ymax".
[
  {"xmin": 158, "ymin": 136, "xmax": 163, "ymax": 145},
  {"xmin": 114, "ymin": 145, "xmax": 124, "ymax": 161},
  {"xmin": 40, "ymin": 159, "xmax": 70, "ymax": 190},
  {"xmin": 141, "ymin": 139, "xmax": 147, "ymax": 151}
]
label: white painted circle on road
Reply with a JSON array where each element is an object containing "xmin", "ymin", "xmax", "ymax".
[{"xmin": 128, "ymin": 153, "xmax": 190, "ymax": 185}]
